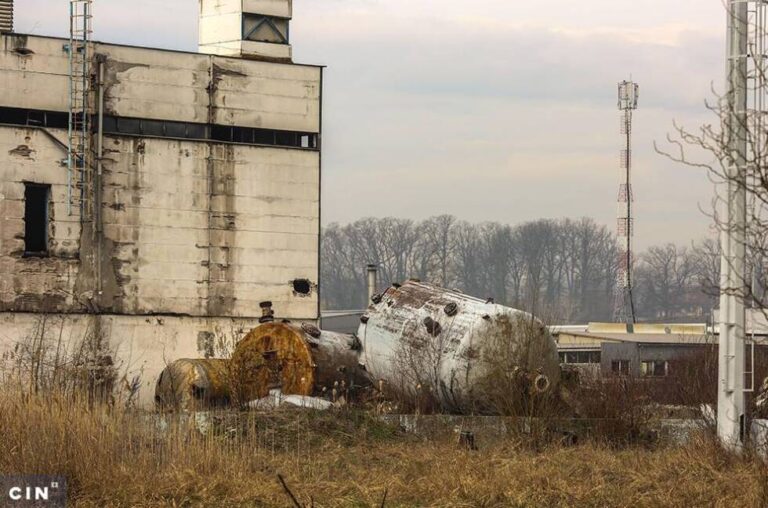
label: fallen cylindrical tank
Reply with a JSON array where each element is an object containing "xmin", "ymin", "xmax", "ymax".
[
  {"xmin": 155, "ymin": 359, "xmax": 232, "ymax": 411},
  {"xmin": 229, "ymin": 321, "xmax": 370, "ymax": 403},
  {"xmin": 358, "ymin": 280, "xmax": 561, "ymax": 413}
]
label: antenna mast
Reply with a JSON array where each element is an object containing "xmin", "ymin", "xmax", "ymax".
[
  {"xmin": 717, "ymin": 0, "xmax": 768, "ymax": 452},
  {"xmin": 67, "ymin": 0, "xmax": 93, "ymax": 217},
  {"xmin": 614, "ymin": 79, "xmax": 639, "ymax": 331}
]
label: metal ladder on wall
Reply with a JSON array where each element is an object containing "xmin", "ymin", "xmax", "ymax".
[{"xmin": 67, "ymin": 0, "xmax": 93, "ymax": 218}]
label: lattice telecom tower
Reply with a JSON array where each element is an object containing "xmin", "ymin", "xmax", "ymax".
[
  {"xmin": 67, "ymin": 0, "xmax": 93, "ymax": 217},
  {"xmin": 614, "ymin": 80, "xmax": 639, "ymax": 331}
]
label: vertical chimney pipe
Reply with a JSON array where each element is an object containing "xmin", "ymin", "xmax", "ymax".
[{"xmin": 366, "ymin": 264, "xmax": 378, "ymax": 305}]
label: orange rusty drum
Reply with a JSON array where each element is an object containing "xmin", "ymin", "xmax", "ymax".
[{"xmin": 230, "ymin": 322, "xmax": 316, "ymax": 401}]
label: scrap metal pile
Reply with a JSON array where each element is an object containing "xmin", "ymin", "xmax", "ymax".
[{"xmin": 156, "ymin": 281, "xmax": 561, "ymax": 414}]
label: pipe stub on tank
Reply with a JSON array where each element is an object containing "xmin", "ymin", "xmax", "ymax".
[{"xmin": 533, "ymin": 374, "xmax": 551, "ymax": 394}]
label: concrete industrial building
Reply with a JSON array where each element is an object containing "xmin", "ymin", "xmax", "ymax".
[{"xmin": 0, "ymin": 0, "xmax": 322, "ymax": 404}]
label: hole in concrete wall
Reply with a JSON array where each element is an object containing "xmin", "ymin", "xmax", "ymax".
[
  {"xmin": 292, "ymin": 279, "xmax": 312, "ymax": 295},
  {"xmin": 23, "ymin": 183, "xmax": 50, "ymax": 256}
]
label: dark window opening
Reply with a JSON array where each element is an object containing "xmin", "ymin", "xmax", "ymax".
[
  {"xmin": 253, "ymin": 129, "xmax": 275, "ymax": 145},
  {"xmin": 274, "ymin": 130, "xmax": 296, "ymax": 146},
  {"xmin": 187, "ymin": 124, "xmax": 208, "ymax": 139},
  {"xmin": 24, "ymin": 183, "xmax": 50, "ymax": 256},
  {"xmin": 0, "ymin": 107, "xmax": 319, "ymax": 150},
  {"xmin": 141, "ymin": 119, "xmax": 165, "ymax": 137},
  {"xmin": 641, "ymin": 360, "xmax": 669, "ymax": 377},
  {"xmin": 117, "ymin": 117, "xmax": 140, "ymax": 133},
  {"xmin": 560, "ymin": 351, "xmax": 601, "ymax": 364},
  {"xmin": 0, "ymin": 107, "xmax": 68, "ymax": 129},
  {"xmin": 292, "ymin": 279, "xmax": 312, "ymax": 295},
  {"xmin": 611, "ymin": 360, "xmax": 630, "ymax": 376}
]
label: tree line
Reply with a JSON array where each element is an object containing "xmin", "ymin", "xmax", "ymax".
[{"xmin": 321, "ymin": 216, "xmax": 721, "ymax": 324}]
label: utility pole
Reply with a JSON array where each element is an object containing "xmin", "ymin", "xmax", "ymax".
[{"xmin": 718, "ymin": 0, "xmax": 748, "ymax": 451}]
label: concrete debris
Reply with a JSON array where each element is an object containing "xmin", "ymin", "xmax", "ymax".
[{"xmin": 248, "ymin": 389, "xmax": 333, "ymax": 411}]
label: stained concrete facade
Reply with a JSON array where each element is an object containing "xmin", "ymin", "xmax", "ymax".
[{"xmin": 0, "ymin": 24, "xmax": 322, "ymax": 404}]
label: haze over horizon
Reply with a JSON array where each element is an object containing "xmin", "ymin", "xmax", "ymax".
[{"xmin": 14, "ymin": 0, "xmax": 726, "ymax": 250}]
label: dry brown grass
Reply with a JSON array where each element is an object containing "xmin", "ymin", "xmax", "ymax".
[{"xmin": 2, "ymin": 388, "xmax": 768, "ymax": 508}]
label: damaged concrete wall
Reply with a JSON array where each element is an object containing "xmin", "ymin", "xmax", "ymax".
[
  {"xmin": 0, "ymin": 312, "xmax": 266, "ymax": 406},
  {"xmin": 0, "ymin": 33, "xmax": 321, "ymax": 321},
  {"xmin": 101, "ymin": 137, "xmax": 319, "ymax": 318},
  {"xmin": 0, "ymin": 35, "xmax": 320, "ymax": 131},
  {"xmin": 0, "ymin": 127, "xmax": 82, "ymax": 312}
]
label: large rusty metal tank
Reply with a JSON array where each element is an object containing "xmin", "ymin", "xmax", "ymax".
[
  {"xmin": 358, "ymin": 281, "xmax": 561, "ymax": 413},
  {"xmin": 155, "ymin": 322, "xmax": 370, "ymax": 411},
  {"xmin": 155, "ymin": 359, "xmax": 232, "ymax": 411},
  {"xmin": 230, "ymin": 321, "xmax": 370, "ymax": 403}
]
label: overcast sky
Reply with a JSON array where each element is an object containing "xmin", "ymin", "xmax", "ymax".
[{"xmin": 15, "ymin": 0, "xmax": 727, "ymax": 249}]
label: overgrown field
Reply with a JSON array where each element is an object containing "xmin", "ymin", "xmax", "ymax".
[{"xmin": 1, "ymin": 390, "xmax": 767, "ymax": 507}]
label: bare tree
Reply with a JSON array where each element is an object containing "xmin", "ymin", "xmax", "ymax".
[{"xmin": 321, "ymin": 216, "xmax": 716, "ymax": 323}]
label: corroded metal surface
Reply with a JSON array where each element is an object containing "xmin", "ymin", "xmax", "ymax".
[
  {"xmin": 155, "ymin": 359, "xmax": 232, "ymax": 411},
  {"xmin": 358, "ymin": 281, "xmax": 561, "ymax": 412},
  {"xmin": 230, "ymin": 321, "xmax": 369, "ymax": 402}
]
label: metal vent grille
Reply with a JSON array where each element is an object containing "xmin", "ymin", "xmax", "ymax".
[{"xmin": 0, "ymin": 0, "xmax": 12, "ymax": 33}]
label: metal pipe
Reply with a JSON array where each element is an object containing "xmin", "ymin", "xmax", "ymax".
[
  {"xmin": 366, "ymin": 264, "xmax": 378, "ymax": 304},
  {"xmin": 718, "ymin": 0, "xmax": 748, "ymax": 451},
  {"xmin": 95, "ymin": 54, "xmax": 105, "ymax": 296}
]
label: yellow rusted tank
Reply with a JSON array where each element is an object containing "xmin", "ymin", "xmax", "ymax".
[
  {"xmin": 155, "ymin": 359, "xmax": 231, "ymax": 411},
  {"xmin": 230, "ymin": 321, "xmax": 370, "ymax": 403}
]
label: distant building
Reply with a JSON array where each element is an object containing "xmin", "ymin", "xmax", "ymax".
[
  {"xmin": 553, "ymin": 317, "xmax": 768, "ymax": 379},
  {"xmin": 0, "ymin": 0, "xmax": 322, "ymax": 404}
]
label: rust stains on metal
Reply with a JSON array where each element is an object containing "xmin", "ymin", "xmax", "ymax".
[
  {"xmin": 155, "ymin": 358, "xmax": 232, "ymax": 411},
  {"xmin": 231, "ymin": 322, "xmax": 316, "ymax": 401},
  {"xmin": 358, "ymin": 281, "xmax": 562, "ymax": 413},
  {"xmin": 229, "ymin": 321, "xmax": 371, "ymax": 403}
]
